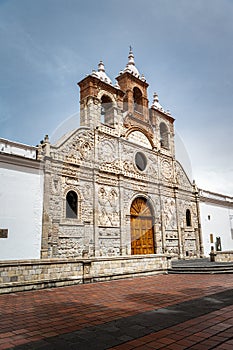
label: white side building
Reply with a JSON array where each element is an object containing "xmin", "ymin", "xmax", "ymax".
[
  {"xmin": 0, "ymin": 138, "xmax": 43, "ymax": 260},
  {"xmin": 199, "ymin": 189, "xmax": 233, "ymax": 257}
]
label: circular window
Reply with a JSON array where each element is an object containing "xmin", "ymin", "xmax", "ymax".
[{"xmin": 135, "ymin": 152, "xmax": 147, "ymax": 171}]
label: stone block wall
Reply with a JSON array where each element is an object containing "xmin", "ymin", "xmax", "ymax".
[
  {"xmin": 0, "ymin": 255, "xmax": 168, "ymax": 294},
  {"xmin": 84, "ymin": 254, "xmax": 168, "ymax": 282},
  {"xmin": 0, "ymin": 259, "xmax": 83, "ymax": 294},
  {"xmin": 215, "ymin": 251, "xmax": 233, "ymax": 262}
]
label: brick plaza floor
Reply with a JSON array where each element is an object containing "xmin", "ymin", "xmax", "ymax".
[{"xmin": 0, "ymin": 274, "xmax": 233, "ymax": 349}]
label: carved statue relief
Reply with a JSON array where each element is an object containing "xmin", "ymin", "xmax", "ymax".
[
  {"xmin": 97, "ymin": 185, "xmax": 120, "ymax": 227},
  {"xmin": 52, "ymin": 175, "xmax": 60, "ymax": 194},
  {"xmin": 82, "ymin": 183, "xmax": 92, "ymax": 201},
  {"xmin": 109, "ymin": 189, "xmax": 118, "ymax": 208},
  {"xmin": 163, "ymin": 197, "xmax": 177, "ymax": 230},
  {"xmin": 98, "ymin": 187, "xmax": 108, "ymax": 206}
]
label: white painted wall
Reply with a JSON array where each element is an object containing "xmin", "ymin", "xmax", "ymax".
[
  {"xmin": 0, "ymin": 162, "xmax": 43, "ymax": 260},
  {"xmin": 200, "ymin": 201, "xmax": 233, "ymax": 256}
]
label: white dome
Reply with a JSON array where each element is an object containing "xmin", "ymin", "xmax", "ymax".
[
  {"xmin": 92, "ymin": 61, "xmax": 112, "ymax": 85},
  {"xmin": 123, "ymin": 48, "xmax": 141, "ymax": 79},
  {"xmin": 151, "ymin": 92, "xmax": 171, "ymax": 115}
]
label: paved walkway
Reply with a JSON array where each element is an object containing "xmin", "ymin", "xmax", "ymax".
[{"xmin": 0, "ymin": 274, "xmax": 233, "ymax": 349}]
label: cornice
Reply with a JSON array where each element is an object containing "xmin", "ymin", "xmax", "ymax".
[{"xmin": 0, "ymin": 152, "xmax": 41, "ymax": 170}]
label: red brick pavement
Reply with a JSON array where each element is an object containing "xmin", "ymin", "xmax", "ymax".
[
  {"xmin": 109, "ymin": 304, "xmax": 233, "ymax": 349},
  {"xmin": 0, "ymin": 274, "xmax": 233, "ymax": 349}
]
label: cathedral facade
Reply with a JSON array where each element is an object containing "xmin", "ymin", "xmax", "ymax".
[{"xmin": 39, "ymin": 50, "xmax": 204, "ymax": 260}]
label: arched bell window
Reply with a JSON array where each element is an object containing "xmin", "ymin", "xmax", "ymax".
[
  {"xmin": 66, "ymin": 191, "xmax": 78, "ymax": 219},
  {"xmin": 133, "ymin": 87, "xmax": 143, "ymax": 113},
  {"xmin": 101, "ymin": 95, "xmax": 113, "ymax": 124},
  {"xmin": 186, "ymin": 209, "xmax": 191, "ymax": 227},
  {"xmin": 160, "ymin": 122, "xmax": 169, "ymax": 149},
  {"xmin": 123, "ymin": 95, "xmax": 128, "ymax": 112}
]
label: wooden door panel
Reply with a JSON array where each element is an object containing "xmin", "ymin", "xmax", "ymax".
[
  {"xmin": 130, "ymin": 197, "xmax": 155, "ymax": 255},
  {"xmin": 131, "ymin": 215, "xmax": 155, "ymax": 255}
]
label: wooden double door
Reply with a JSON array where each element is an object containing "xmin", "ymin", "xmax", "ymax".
[{"xmin": 130, "ymin": 197, "xmax": 155, "ymax": 255}]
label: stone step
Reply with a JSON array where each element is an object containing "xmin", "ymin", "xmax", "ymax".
[
  {"xmin": 169, "ymin": 258, "xmax": 233, "ymax": 274},
  {"xmin": 169, "ymin": 267, "xmax": 233, "ymax": 274}
]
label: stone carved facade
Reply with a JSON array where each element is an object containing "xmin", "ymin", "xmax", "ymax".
[{"xmin": 41, "ymin": 50, "xmax": 203, "ymax": 260}]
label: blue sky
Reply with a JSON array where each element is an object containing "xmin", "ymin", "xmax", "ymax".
[{"xmin": 0, "ymin": 0, "xmax": 233, "ymax": 195}]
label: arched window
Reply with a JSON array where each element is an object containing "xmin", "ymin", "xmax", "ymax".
[
  {"xmin": 101, "ymin": 95, "xmax": 113, "ymax": 124},
  {"xmin": 66, "ymin": 191, "xmax": 78, "ymax": 219},
  {"xmin": 133, "ymin": 87, "xmax": 143, "ymax": 113},
  {"xmin": 186, "ymin": 209, "xmax": 191, "ymax": 227},
  {"xmin": 160, "ymin": 122, "xmax": 169, "ymax": 149}
]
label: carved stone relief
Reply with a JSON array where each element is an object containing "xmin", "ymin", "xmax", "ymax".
[
  {"xmin": 147, "ymin": 155, "xmax": 158, "ymax": 179},
  {"xmin": 98, "ymin": 139, "xmax": 117, "ymax": 162},
  {"xmin": 161, "ymin": 159, "xmax": 173, "ymax": 181},
  {"xmin": 59, "ymin": 130, "xmax": 94, "ymax": 164},
  {"xmin": 97, "ymin": 186, "xmax": 120, "ymax": 227},
  {"xmin": 163, "ymin": 198, "xmax": 177, "ymax": 230},
  {"xmin": 175, "ymin": 162, "xmax": 192, "ymax": 190},
  {"xmin": 62, "ymin": 164, "xmax": 79, "ymax": 179},
  {"xmin": 52, "ymin": 174, "xmax": 61, "ymax": 195}
]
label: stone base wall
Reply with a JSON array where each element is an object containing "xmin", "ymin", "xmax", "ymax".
[
  {"xmin": 215, "ymin": 251, "xmax": 233, "ymax": 262},
  {"xmin": 0, "ymin": 254, "xmax": 168, "ymax": 294}
]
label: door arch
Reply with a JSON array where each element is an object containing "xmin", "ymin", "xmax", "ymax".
[{"xmin": 130, "ymin": 197, "xmax": 155, "ymax": 255}]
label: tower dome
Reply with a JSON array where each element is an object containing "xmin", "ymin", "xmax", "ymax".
[
  {"xmin": 123, "ymin": 47, "xmax": 140, "ymax": 78},
  {"xmin": 91, "ymin": 61, "xmax": 112, "ymax": 85}
]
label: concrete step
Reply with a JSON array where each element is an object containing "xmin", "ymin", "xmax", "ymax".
[
  {"xmin": 169, "ymin": 267, "xmax": 233, "ymax": 274},
  {"xmin": 169, "ymin": 258, "xmax": 233, "ymax": 274}
]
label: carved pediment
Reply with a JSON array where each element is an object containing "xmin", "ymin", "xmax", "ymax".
[
  {"xmin": 175, "ymin": 161, "xmax": 193, "ymax": 190},
  {"xmin": 58, "ymin": 130, "xmax": 94, "ymax": 163}
]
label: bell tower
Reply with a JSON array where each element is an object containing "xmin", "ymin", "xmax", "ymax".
[
  {"xmin": 116, "ymin": 48, "xmax": 149, "ymax": 122},
  {"xmin": 78, "ymin": 61, "xmax": 124, "ymax": 129}
]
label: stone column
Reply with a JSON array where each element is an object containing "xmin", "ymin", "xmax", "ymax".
[
  {"xmin": 40, "ymin": 137, "xmax": 51, "ymax": 258},
  {"xmin": 41, "ymin": 159, "xmax": 50, "ymax": 258},
  {"xmin": 174, "ymin": 188, "xmax": 183, "ymax": 259},
  {"xmin": 194, "ymin": 186, "xmax": 204, "ymax": 257},
  {"xmin": 127, "ymin": 90, "xmax": 134, "ymax": 114}
]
